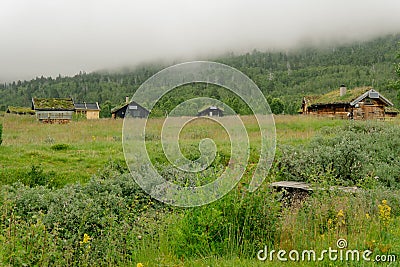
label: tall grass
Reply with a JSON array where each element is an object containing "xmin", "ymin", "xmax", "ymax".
[
  {"xmin": 1, "ymin": 115, "xmax": 125, "ymax": 186},
  {"xmin": 0, "ymin": 114, "xmax": 399, "ymax": 265},
  {"xmin": 1, "ymin": 166, "xmax": 399, "ymax": 266}
]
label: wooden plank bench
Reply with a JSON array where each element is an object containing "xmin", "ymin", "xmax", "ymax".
[
  {"xmin": 270, "ymin": 181, "xmax": 361, "ymax": 207},
  {"xmin": 270, "ymin": 181, "xmax": 360, "ymax": 193}
]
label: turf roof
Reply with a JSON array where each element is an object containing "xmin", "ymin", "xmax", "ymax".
[
  {"xmin": 6, "ymin": 106, "xmax": 35, "ymax": 115},
  {"xmin": 305, "ymin": 87, "xmax": 373, "ymax": 106},
  {"xmin": 111, "ymin": 103, "xmax": 128, "ymax": 113},
  {"xmin": 32, "ymin": 98, "xmax": 75, "ymax": 110}
]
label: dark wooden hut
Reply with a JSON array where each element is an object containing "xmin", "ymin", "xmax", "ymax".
[
  {"xmin": 111, "ymin": 100, "xmax": 149, "ymax": 119},
  {"xmin": 197, "ymin": 106, "xmax": 224, "ymax": 117}
]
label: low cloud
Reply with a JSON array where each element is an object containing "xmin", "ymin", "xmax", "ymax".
[{"xmin": 1, "ymin": 0, "xmax": 400, "ymax": 82}]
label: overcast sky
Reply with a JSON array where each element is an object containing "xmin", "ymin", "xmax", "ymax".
[{"xmin": 1, "ymin": 0, "xmax": 400, "ymax": 82}]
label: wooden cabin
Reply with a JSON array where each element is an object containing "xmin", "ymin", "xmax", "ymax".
[
  {"xmin": 74, "ymin": 102, "xmax": 101, "ymax": 119},
  {"xmin": 197, "ymin": 106, "xmax": 224, "ymax": 117},
  {"xmin": 6, "ymin": 106, "xmax": 35, "ymax": 115},
  {"xmin": 32, "ymin": 98, "xmax": 75, "ymax": 123},
  {"xmin": 302, "ymin": 86, "xmax": 398, "ymax": 120},
  {"xmin": 111, "ymin": 99, "xmax": 149, "ymax": 119}
]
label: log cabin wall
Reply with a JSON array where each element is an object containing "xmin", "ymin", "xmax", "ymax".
[
  {"xmin": 306, "ymin": 104, "xmax": 350, "ymax": 119},
  {"xmin": 353, "ymin": 98, "xmax": 386, "ymax": 120}
]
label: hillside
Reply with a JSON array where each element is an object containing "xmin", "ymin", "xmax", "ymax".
[{"xmin": 1, "ymin": 34, "xmax": 399, "ymax": 115}]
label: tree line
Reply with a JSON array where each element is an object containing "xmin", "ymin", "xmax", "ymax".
[{"xmin": 0, "ymin": 34, "xmax": 399, "ymax": 116}]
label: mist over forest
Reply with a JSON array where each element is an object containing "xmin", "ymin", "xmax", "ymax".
[{"xmin": 1, "ymin": 33, "xmax": 399, "ymax": 115}]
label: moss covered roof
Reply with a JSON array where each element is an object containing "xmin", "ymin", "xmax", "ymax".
[
  {"xmin": 111, "ymin": 103, "xmax": 128, "ymax": 113},
  {"xmin": 6, "ymin": 106, "xmax": 35, "ymax": 115},
  {"xmin": 305, "ymin": 87, "xmax": 373, "ymax": 106},
  {"xmin": 32, "ymin": 98, "xmax": 75, "ymax": 110}
]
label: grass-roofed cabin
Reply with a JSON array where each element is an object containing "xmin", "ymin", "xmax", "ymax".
[
  {"xmin": 111, "ymin": 99, "xmax": 149, "ymax": 119},
  {"xmin": 32, "ymin": 97, "xmax": 75, "ymax": 123},
  {"xmin": 74, "ymin": 102, "xmax": 100, "ymax": 119},
  {"xmin": 197, "ymin": 106, "xmax": 224, "ymax": 117},
  {"xmin": 302, "ymin": 85, "xmax": 398, "ymax": 120},
  {"xmin": 6, "ymin": 106, "xmax": 35, "ymax": 115}
]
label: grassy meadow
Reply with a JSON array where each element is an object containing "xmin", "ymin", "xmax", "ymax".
[
  {"xmin": 0, "ymin": 114, "xmax": 344, "ymax": 186},
  {"xmin": 0, "ymin": 114, "xmax": 399, "ymax": 266},
  {"xmin": 1, "ymin": 115, "xmax": 124, "ymax": 186}
]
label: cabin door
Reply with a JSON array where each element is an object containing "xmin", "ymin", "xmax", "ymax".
[
  {"xmin": 363, "ymin": 106, "xmax": 372, "ymax": 119},
  {"xmin": 363, "ymin": 106, "xmax": 383, "ymax": 120}
]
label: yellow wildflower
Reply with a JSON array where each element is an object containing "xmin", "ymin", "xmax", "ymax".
[
  {"xmin": 328, "ymin": 218, "xmax": 333, "ymax": 227},
  {"xmin": 337, "ymin": 209, "xmax": 345, "ymax": 226},
  {"xmin": 137, "ymin": 263, "xmax": 144, "ymax": 267},
  {"xmin": 337, "ymin": 209, "xmax": 344, "ymax": 217},
  {"xmin": 365, "ymin": 213, "xmax": 370, "ymax": 219},
  {"xmin": 366, "ymin": 240, "xmax": 376, "ymax": 251},
  {"xmin": 80, "ymin": 233, "xmax": 92, "ymax": 245},
  {"xmin": 378, "ymin": 200, "xmax": 391, "ymax": 226}
]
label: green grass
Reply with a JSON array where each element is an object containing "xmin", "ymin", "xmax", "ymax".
[
  {"xmin": 0, "ymin": 114, "xmax": 351, "ymax": 186},
  {"xmin": 0, "ymin": 114, "xmax": 399, "ymax": 266},
  {"xmin": 1, "ymin": 115, "xmax": 124, "ymax": 186}
]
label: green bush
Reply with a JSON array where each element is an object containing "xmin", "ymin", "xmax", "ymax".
[
  {"xmin": 276, "ymin": 122, "xmax": 400, "ymax": 188},
  {"xmin": 1, "ymin": 153, "xmax": 400, "ymax": 265},
  {"xmin": 25, "ymin": 165, "xmax": 50, "ymax": 187},
  {"xmin": 0, "ymin": 160, "xmax": 283, "ymax": 263},
  {"xmin": 0, "ymin": 163, "xmax": 165, "ymax": 265},
  {"xmin": 50, "ymin": 143, "xmax": 70, "ymax": 151}
]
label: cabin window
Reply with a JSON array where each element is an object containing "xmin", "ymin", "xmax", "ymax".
[{"xmin": 369, "ymin": 91, "xmax": 379, "ymax": 98}]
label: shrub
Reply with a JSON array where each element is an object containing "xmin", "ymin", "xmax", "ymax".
[
  {"xmin": 276, "ymin": 122, "xmax": 400, "ymax": 188},
  {"xmin": 50, "ymin": 143, "xmax": 70, "ymax": 151},
  {"xmin": 0, "ymin": 163, "xmax": 166, "ymax": 265},
  {"xmin": 25, "ymin": 164, "xmax": 50, "ymax": 186}
]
